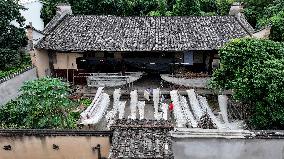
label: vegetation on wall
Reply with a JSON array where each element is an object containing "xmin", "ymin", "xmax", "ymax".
[
  {"xmin": 0, "ymin": 0, "xmax": 28, "ymax": 70},
  {"xmin": 210, "ymin": 38, "xmax": 284, "ymax": 129},
  {"xmin": 0, "ymin": 78, "xmax": 81, "ymax": 129}
]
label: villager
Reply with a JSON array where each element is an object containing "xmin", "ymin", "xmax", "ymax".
[
  {"xmin": 169, "ymin": 101, "xmax": 174, "ymax": 112},
  {"xmin": 169, "ymin": 101, "xmax": 174, "ymax": 119}
]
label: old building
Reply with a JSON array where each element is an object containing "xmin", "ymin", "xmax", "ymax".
[{"xmin": 30, "ymin": 3, "xmax": 261, "ymax": 85}]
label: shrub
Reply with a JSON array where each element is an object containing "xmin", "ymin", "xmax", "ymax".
[
  {"xmin": 0, "ymin": 77, "xmax": 79, "ymax": 129},
  {"xmin": 210, "ymin": 38, "xmax": 284, "ymax": 129}
]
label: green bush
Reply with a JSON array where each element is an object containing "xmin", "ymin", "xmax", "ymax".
[
  {"xmin": 210, "ymin": 38, "xmax": 284, "ymax": 129},
  {"xmin": 269, "ymin": 11, "xmax": 284, "ymax": 42},
  {"xmin": 0, "ymin": 77, "xmax": 79, "ymax": 129},
  {"xmin": 79, "ymin": 98, "xmax": 92, "ymax": 107}
]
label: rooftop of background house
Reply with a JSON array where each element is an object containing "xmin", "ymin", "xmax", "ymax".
[{"xmin": 36, "ymin": 14, "xmax": 254, "ymax": 52}]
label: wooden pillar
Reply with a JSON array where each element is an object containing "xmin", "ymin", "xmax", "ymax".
[
  {"xmin": 208, "ymin": 52, "xmax": 215, "ymax": 75},
  {"xmin": 66, "ymin": 54, "xmax": 69, "ymax": 81}
]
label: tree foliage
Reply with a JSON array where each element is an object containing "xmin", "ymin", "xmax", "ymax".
[
  {"xmin": 148, "ymin": 0, "xmax": 173, "ymax": 16},
  {"xmin": 215, "ymin": 0, "xmax": 235, "ymax": 15},
  {"xmin": 173, "ymin": 0, "xmax": 201, "ymax": 16},
  {"xmin": 243, "ymin": 0, "xmax": 274, "ymax": 27},
  {"xmin": 40, "ymin": 0, "xmax": 65, "ymax": 26},
  {"xmin": 0, "ymin": 0, "xmax": 27, "ymax": 70},
  {"xmin": 41, "ymin": 0, "xmax": 160, "ymax": 25},
  {"xmin": 243, "ymin": 0, "xmax": 284, "ymax": 42},
  {"xmin": 0, "ymin": 78, "xmax": 79, "ymax": 129},
  {"xmin": 210, "ymin": 38, "xmax": 284, "ymax": 129},
  {"xmin": 41, "ymin": 0, "xmax": 238, "ymax": 25},
  {"xmin": 269, "ymin": 11, "xmax": 284, "ymax": 42}
]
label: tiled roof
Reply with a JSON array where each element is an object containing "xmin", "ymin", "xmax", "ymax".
[
  {"xmin": 36, "ymin": 15, "xmax": 252, "ymax": 51},
  {"xmin": 109, "ymin": 119, "xmax": 174, "ymax": 159},
  {"xmin": 42, "ymin": 12, "xmax": 64, "ymax": 35},
  {"xmin": 238, "ymin": 14, "xmax": 255, "ymax": 33}
]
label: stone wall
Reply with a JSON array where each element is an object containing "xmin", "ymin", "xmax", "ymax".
[{"xmin": 0, "ymin": 68, "xmax": 37, "ymax": 106}]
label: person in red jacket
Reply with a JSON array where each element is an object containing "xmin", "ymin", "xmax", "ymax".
[
  {"xmin": 169, "ymin": 101, "xmax": 174, "ymax": 111},
  {"xmin": 169, "ymin": 101, "xmax": 174, "ymax": 119}
]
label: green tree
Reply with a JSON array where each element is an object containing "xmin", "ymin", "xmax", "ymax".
[
  {"xmin": 216, "ymin": 0, "xmax": 235, "ymax": 15},
  {"xmin": 200, "ymin": 0, "xmax": 218, "ymax": 13},
  {"xmin": 0, "ymin": 0, "xmax": 27, "ymax": 70},
  {"xmin": 0, "ymin": 78, "xmax": 79, "ymax": 129},
  {"xmin": 243, "ymin": 0, "xmax": 281, "ymax": 28},
  {"xmin": 148, "ymin": 0, "xmax": 173, "ymax": 16},
  {"xmin": 210, "ymin": 38, "xmax": 284, "ymax": 129},
  {"xmin": 240, "ymin": 0, "xmax": 284, "ymax": 42},
  {"xmin": 41, "ymin": 0, "xmax": 160, "ymax": 25},
  {"xmin": 269, "ymin": 11, "xmax": 284, "ymax": 42},
  {"xmin": 173, "ymin": 0, "xmax": 202, "ymax": 16},
  {"xmin": 40, "ymin": 0, "xmax": 67, "ymax": 25},
  {"xmin": 41, "ymin": 0, "xmax": 242, "ymax": 25}
]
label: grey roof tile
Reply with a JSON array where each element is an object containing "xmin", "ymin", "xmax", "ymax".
[{"xmin": 36, "ymin": 15, "xmax": 251, "ymax": 51}]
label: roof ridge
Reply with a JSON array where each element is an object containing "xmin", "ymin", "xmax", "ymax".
[
  {"xmin": 43, "ymin": 13, "xmax": 70, "ymax": 35},
  {"xmin": 234, "ymin": 15, "xmax": 254, "ymax": 36},
  {"xmin": 35, "ymin": 15, "xmax": 70, "ymax": 49},
  {"xmin": 70, "ymin": 15, "xmax": 236, "ymax": 18}
]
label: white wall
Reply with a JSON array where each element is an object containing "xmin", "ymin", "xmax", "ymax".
[{"xmin": 173, "ymin": 138, "xmax": 284, "ymax": 159}]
